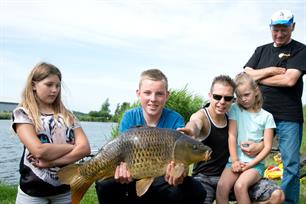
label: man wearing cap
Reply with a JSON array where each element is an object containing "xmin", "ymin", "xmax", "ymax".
[{"xmin": 244, "ymin": 9, "xmax": 306, "ymax": 204}]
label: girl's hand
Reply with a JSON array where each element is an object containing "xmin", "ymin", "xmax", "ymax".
[
  {"xmin": 30, "ymin": 158, "xmax": 54, "ymax": 168},
  {"xmin": 240, "ymin": 162, "xmax": 246, "ymax": 168},
  {"xmin": 27, "ymin": 154, "xmax": 55, "ymax": 168},
  {"xmin": 241, "ymin": 162, "xmax": 252, "ymax": 172},
  {"xmin": 231, "ymin": 161, "xmax": 242, "ymax": 173}
]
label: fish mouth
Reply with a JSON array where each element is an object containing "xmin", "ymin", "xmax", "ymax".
[{"xmin": 203, "ymin": 150, "xmax": 212, "ymax": 161}]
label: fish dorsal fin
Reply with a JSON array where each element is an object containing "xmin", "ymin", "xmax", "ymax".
[
  {"xmin": 136, "ymin": 178, "xmax": 154, "ymax": 197},
  {"xmin": 173, "ymin": 163, "xmax": 185, "ymax": 178}
]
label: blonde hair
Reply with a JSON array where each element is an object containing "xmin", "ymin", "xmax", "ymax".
[
  {"xmin": 235, "ymin": 72, "xmax": 263, "ymax": 111},
  {"xmin": 20, "ymin": 62, "xmax": 75, "ymax": 131},
  {"xmin": 139, "ymin": 69, "xmax": 168, "ymax": 90}
]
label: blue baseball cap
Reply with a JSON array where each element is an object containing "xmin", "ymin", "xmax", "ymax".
[{"xmin": 270, "ymin": 10, "xmax": 294, "ymax": 26}]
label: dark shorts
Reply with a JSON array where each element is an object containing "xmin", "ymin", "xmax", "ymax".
[
  {"xmin": 95, "ymin": 176, "xmax": 206, "ymax": 204},
  {"xmin": 193, "ymin": 174, "xmax": 219, "ymax": 204},
  {"xmin": 194, "ymin": 173, "xmax": 281, "ymax": 203},
  {"xmin": 248, "ymin": 178, "xmax": 281, "ymax": 201}
]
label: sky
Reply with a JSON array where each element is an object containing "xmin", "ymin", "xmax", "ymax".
[{"xmin": 1, "ymin": 0, "xmax": 306, "ymax": 114}]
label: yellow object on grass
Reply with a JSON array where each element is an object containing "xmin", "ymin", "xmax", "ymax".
[
  {"xmin": 264, "ymin": 153, "xmax": 283, "ymax": 180},
  {"xmin": 264, "ymin": 165, "xmax": 283, "ymax": 180}
]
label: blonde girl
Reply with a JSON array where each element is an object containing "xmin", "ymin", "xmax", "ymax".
[
  {"xmin": 216, "ymin": 72, "xmax": 275, "ymax": 204},
  {"xmin": 12, "ymin": 62, "xmax": 90, "ymax": 204}
]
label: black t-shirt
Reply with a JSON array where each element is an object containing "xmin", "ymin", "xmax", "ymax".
[{"xmin": 245, "ymin": 39, "xmax": 306, "ymax": 123}]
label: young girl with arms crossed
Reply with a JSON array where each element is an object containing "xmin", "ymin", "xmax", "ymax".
[
  {"xmin": 12, "ymin": 62, "xmax": 90, "ymax": 204},
  {"xmin": 216, "ymin": 72, "xmax": 275, "ymax": 204}
]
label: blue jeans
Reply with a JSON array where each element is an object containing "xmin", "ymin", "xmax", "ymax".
[{"xmin": 275, "ymin": 120, "xmax": 303, "ymax": 204}]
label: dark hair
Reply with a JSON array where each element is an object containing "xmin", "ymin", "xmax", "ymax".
[{"xmin": 210, "ymin": 75, "xmax": 236, "ymax": 93}]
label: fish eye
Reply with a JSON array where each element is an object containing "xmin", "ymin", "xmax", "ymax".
[{"xmin": 192, "ymin": 144, "xmax": 198, "ymax": 150}]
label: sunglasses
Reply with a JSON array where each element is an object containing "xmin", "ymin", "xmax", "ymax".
[{"xmin": 212, "ymin": 94, "xmax": 234, "ymax": 102}]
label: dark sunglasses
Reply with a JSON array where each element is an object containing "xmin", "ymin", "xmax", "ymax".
[{"xmin": 212, "ymin": 94, "xmax": 234, "ymax": 102}]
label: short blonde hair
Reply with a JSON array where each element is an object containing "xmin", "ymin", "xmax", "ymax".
[{"xmin": 139, "ymin": 69, "xmax": 168, "ymax": 90}]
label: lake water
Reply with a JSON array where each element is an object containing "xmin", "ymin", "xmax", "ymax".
[{"xmin": 0, "ymin": 120, "xmax": 117, "ymax": 185}]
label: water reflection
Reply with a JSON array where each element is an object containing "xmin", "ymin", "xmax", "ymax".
[{"xmin": 0, "ymin": 120, "xmax": 116, "ymax": 185}]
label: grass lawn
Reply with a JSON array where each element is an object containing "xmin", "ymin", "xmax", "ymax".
[
  {"xmin": 0, "ymin": 183, "xmax": 98, "ymax": 204},
  {"xmin": 81, "ymin": 185, "xmax": 98, "ymax": 204},
  {"xmin": 0, "ymin": 183, "xmax": 17, "ymax": 204}
]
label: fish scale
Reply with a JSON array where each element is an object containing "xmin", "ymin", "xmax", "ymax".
[{"xmin": 126, "ymin": 129, "xmax": 175, "ymax": 178}]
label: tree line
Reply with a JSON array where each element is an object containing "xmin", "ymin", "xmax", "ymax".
[
  {"xmin": 73, "ymin": 98, "xmax": 131, "ymax": 123},
  {"xmin": 74, "ymin": 86, "xmax": 206, "ymax": 124}
]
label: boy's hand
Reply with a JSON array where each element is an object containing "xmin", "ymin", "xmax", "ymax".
[
  {"xmin": 177, "ymin": 127, "xmax": 195, "ymax": 138},
  {"xmin": 114, "ymin": 162, "xmax": 133, "ymax": 184},
  {"xmin": 165, "ymin": 161, "xmax": 186, "ymax": 186}
]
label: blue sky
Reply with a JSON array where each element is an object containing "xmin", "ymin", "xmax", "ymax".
[{"xmin": 1, "ymin": 0, "xmax": 305, "ymax": 113}]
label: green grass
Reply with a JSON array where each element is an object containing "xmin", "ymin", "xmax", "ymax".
[
  {"xmin": 0, "ymin": 183, "xmax": 97, "ymax": 203},
  {"xmin": 81, "ymin": 185, "xmax": 98, "ymax": 204},
  {"xmin": 0, "ymin": 183, "xmax": 17, "ymax": 204}
]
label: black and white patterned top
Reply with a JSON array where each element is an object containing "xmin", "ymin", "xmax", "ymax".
[{"xmin": 11, "ymin": 107, "xmax": 80, "ymax": 197}]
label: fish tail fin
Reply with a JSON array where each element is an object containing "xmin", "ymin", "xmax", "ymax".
[
  {"xmin": 58, "ymin": 164, "xmax": 93, "ymax": 204},
  {"xmin": 70, "ymin": 179, "xmax": 93, "ymax": 204}
]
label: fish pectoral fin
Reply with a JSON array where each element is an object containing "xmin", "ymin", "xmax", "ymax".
[
  {"xmin": 136, "ymin": 178, "xmax": 154, "ymax": 197},
  {"xmin": 173, "ymin": 163, "xmax": 185, "ymax": 178}
]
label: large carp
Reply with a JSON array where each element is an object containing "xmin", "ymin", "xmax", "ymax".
[{"xmin": 58, "ymin": 127, "xmax": 212, "ymax": 204}]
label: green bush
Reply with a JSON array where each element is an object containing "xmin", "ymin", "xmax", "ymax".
[
  {"xmin": 110, "ymin": 101, "xmax": 140, "ymax": 138},
  {"xmin": 0, "ymin": 112, "xmax": 11, "ymax": 120},
  {"xmin": 166, "ymin": 86, "xmax": 205, "ymax": 123}
]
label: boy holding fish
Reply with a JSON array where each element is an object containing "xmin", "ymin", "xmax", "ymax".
[{"xmin": 95, "ymin": 68, "xmax": 207, "ymax": 204}]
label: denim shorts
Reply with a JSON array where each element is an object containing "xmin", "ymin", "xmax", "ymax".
[{"xmin": 225, "ymin": 161, "xmax": 265, "ymax": 176}]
